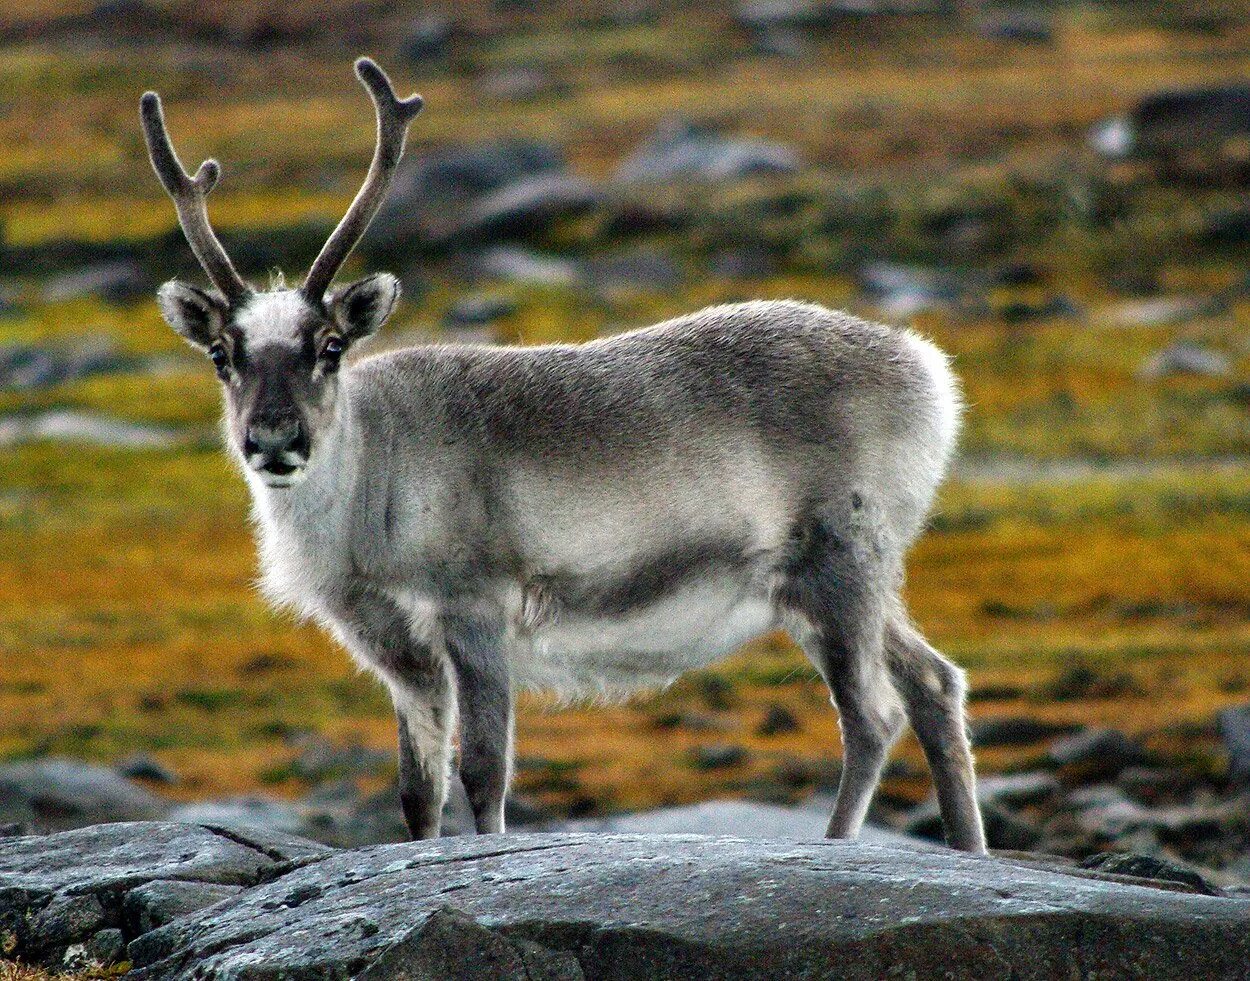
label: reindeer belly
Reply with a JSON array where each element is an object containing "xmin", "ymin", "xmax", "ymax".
[{"xmin": 508, "ymin": 569, "xmax": 780, "ymax": 698}]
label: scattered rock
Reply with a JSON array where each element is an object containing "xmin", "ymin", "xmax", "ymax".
[
  {"xmin": 970, "ymin": 715, "xmax": 1078, "ymax": 748},
  {"xmin": 614, "ymin": 119, "xmax": 800, "ymax": 185},
  {"xmin": 0, "ymin": 757, "xmax": 168, "ymax": 829},
  {"xmin": 857, "ymin": 261, "xmax": 961, "ymax": 318},
  {"xmin": 1138, "ymin": 342, "xmax": 1232, "ymax": 379},
  {"xmin": 1090, "ymin": 85, "xmax": 1250, "ymax": 160},
  {"xmin": 0, "ymin": 411, "xmax": 178, "ymax": 449},
  {"xmin": 688, "ymin": 744, "xmax": 749, "ymax": 770},
  {"xmin": 481, "ymin": 67, "xmax": 564, "ymax": 103},
  {"xmin": 1048, "ymin": 728, "xmax": 1148, "ymax": 783},
  {"xmin": 1080, "ymin": 852, "xmax": 1221, "ymax": 896},
  {"xmin": 1099, "ymin": 295, "xmax": 1209, "ymax": 328},
  {"xmin": 116, "ymin": 753, "xmax": 178, "ymax": 786},
  {"xmin": 585, "ymin": 247, "xmax": 684, "ymax": 292},
  {"xmin": 364, "ymin": 140, "xmax": 566, "ymax": 253},
  {"xmin": 441, "ymin": 174, "xmax": 601, "ymax": 244},
  {"xmin": 167, "ymin": 796, "xmax": 306, "ymax": 837},
  {"xmin": 476, "ymin": 245, "xmax": 581, "ymax": 286},
  {"xmin": 978, "ymin": 10, "xmax": 1053, "ymax": 44},
  {"xmin": 1217, "ymin": 702, "xmax": 1250, "ymax": 784},
  {"xmin": 286, "ymin": 733, "xmax": 392, "ymax": 783},
  {"xmin": 398, "ymin": 12, "xmax": 455, "ymax": 63},
  {"xmin": 442, "ymin": 293, "xmax": 518, "ymax": 331},
  {"xmin": 42, "ymin": 260, "xmax": 148, "ymax": 304},
  {"xmin": 756, "ymin": 704, "xmax": 801, "ymax": 737},
  {"xmin": 975, "ymin": 772, "xmax": 1062, "ymax": 809},
  {"xmin": 708, "ymin": 246, "xmax": 775, "ymax": 279},
  {"xmin": 0, "ymin": 340, "xmax": 138, "ymax": 391}
]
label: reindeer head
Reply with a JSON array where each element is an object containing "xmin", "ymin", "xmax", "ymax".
[{"xmin": 142, "ymin": 58, "xmax": 423, "ymax": 488}]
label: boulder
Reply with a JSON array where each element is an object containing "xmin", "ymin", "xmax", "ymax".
[
  {"xmin": 1090, "ymin": 85, "xmax": 1250, "ymax": 160},
  {"xmin": 3, "ymin": 822, "xmax": 1249, "ymax": 977},
  {"xmin": 1047, "ymin": 728, "xmax": 1148, "ymax": 782},
  {"xmin": 441, "ymin": 174, "xmax": 601, "ymax": 244},
  {"xmin": 0, "ymin": 758, "xmax": 168, "ymax": 829},
  {"xmin": 614, "ymin": 119, "xmax": 800, "ymax": 185},
  {"xmin": 363, "ymin": 140, "xmax": 567, "ymax": 253}
]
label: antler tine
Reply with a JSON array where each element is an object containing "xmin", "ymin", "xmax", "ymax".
[
  {"xmin": 140, "ymin": 91, "xmax": 250, "ymax": 303},
  {"xmin": 302, "ymin": 57, "xmax": 424, "ymax": 305}
]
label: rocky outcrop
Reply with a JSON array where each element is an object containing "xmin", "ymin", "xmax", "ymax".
[{"xmin": 3, "ymin": 822, "xmax": 1249, "ymax": 979}]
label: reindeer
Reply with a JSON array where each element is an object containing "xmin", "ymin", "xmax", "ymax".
[{"xmin": 140, "ymin": 58, "xmax": 986, "ymax": 852}]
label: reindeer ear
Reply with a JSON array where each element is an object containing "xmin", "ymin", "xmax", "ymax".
[
  {"xmin": 156, "ymin": 280, "xmax": 227, "ymax": 349},
  {"xmin": 329, "ymin": 273, "xmax": 400, "ymax": 342}
]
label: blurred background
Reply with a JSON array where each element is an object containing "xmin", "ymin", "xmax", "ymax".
[{"xmin": 4, "ymin": 0, "xmax": 1250, "ymax": 881}]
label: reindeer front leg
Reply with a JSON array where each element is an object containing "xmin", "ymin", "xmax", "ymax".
[
  {"xmin": 444, "ymin": 615, "xmax": 513, "ymax": 834},
  {"xmin": 331, "ymin": 585, "xmax": 455, "ymax": 840},
  {"xmin": 393, "ymin": 678, "xmax": 454, "ymax": 840}
]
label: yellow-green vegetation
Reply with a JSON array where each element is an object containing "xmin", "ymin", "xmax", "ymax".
[{"xmin": 3, "ymin": 2, "xmax": 1250, "ymax": 816}]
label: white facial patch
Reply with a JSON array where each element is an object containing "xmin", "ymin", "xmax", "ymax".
[{"xmin": 233, "ymin": 290, "xmax": 316, "ymax": 350}]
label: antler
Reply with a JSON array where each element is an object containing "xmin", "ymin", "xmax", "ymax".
[
  {"xmin": 140, "ymin": 91, "xmax": 251, "ymax": 304},
  {"xmin": 301, "ymin": 57, "xmax": 424, "ymax": 306}
]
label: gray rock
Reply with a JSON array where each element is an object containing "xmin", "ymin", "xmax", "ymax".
[
  {"xmin": 442, "ymin": 174, "xmax": 601, "ymax": 244},
  {"xmin": 123, "ymin": 832, "xmax": 1250, "ymax": 979},
  {"xmin": 1218, "ymin": 702, "xmax": 1250, "ymax": 784},
  {"xmin": 1048, "ymin": 728, "xmax": 1148, "ymax": 782},
  {"xmin": 286, "ymin": 732, "xmax": 392, "ymax": 783},
  {"xmin": 0, "ymin": 821, "xmax": 320, "ymax": 964},
  {"xmin": 978, "ymin": 10, "xmax": 1052, "ymax": 43},
  {"xmin": 443, "ymin": 293, "xmax": 517, "ymax": 332},
  {"xmin": 970, "ymin": 715, "xmax": 1078, "ymax": 748},
  {"xmin": 42, "ymin": 260, "xmax": 148, "ymax": 304},
  {"xmin": 586, "ymin": 247, "xmax": 684, "ymax": 292},
  {"xmin": 398, "ymin": 12, "xmax": 454, "ymax": 63},
  {"xmin": 615, "ymin": 119, "xmax": 800, "ymax": 185},
  {"xmin": 116, "ymin": 752, "xmax": 178, "ymax": 785},
  {"xmin": 476, "ymin": 246, "xmax": 581, "ymax": 286},
  {"xmin": 0, "ymin": 757, "xmax": 168, "ymax": 828},
  {"xmin": 84, "ymin": 926, "xmax": 126, "ymax": 965},
  {"xmin": 1090, "ymin": 85, "xmax": 1250, "ymax": 160},
  {"xmin": 0, "ymin": 341, "xmax": 137, "ymax": 391},
  {"xmin": 1080, "ymin": 853, "xmax": 1221, "ymax": 896},
  {"xmin": 756, "ymin": 703, "xmax": 801, "ymax": 736},
  {"xmin": 359, "ymin": 906, "xmax": 584, "ymax": 980},
  {"xmin": 688, "ymin": 743, "xmax": 749, "ymax": 770},
  {"xmin": 365, "ymin": 140, "xmax": 566, "ymax": 252},
  {"xmin": 167, "ymin": 796, "xmax": 306, "ymax": 838},
  {"xmin": 1138, "ymin": 341, "xmax": 1232, "ymax": 379},
  {"xmin": 125, "ymin": 880, "xmax": 245, "ymax": 934},
  {"xmin": 0, "ymin": 411, "xmax": 178, "ymax": 449},
  {"xmin": 906, "ymin": 800, "xmax": 1043, "ymax": 851},
  {"xmin": 858, "ymin": 261, "xmax": 962, "ymax": 318},
  {"xmin": 974, "ymin": 772, "xmax": 1062, "ymax": 809}
]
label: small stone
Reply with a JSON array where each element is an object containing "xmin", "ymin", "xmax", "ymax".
[
  {"xmin": 1080, "ymin": 853, "xmax": 1221, "ymax": 895},
  {"xmin": 688, "ymin": 744, "xmax": 749, "ymax": 771},
  {"xmin": 970, "ymin": 716, "xmax": 1077, "ymax": 748},
  {"xmin": 756, "ymin": 705, "xmax": 801, "ymax": 737},
  {"xmin": 116, "ymin": 752, "xmax": 178, "ymax": 785},
  {"xmin": 85, "ymin": 927, "xmax": 125, "ymax": 964},
  {"xmin": 1138, "ymin": 342, "xmax": 1232, "ymax": 380}
]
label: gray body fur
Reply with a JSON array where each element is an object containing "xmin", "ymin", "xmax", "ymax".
[{"xmin": 242, "ymin": 298, "xmax": 986, "ymax": 850}]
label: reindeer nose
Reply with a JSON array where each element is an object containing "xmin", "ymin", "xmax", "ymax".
[{"xmin": 245, "ymin": 417, "xmax": 306, "ymax": 458}]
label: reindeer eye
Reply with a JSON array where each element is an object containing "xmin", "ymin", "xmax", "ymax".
[
  {"xmin": 322, "ymin": 337, "xmax": 344, "ymax": 364},
  {"xmin": 209, "ymin": 344, "xmax": 229, "ymax": 373}
]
